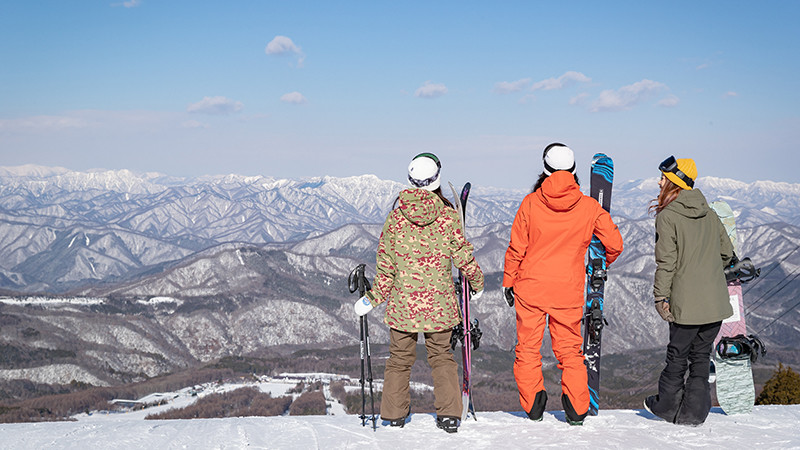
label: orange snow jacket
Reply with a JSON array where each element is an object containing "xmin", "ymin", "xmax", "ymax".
[{"xmin": 503, "ymin": 171, "xmax": 623, "ymax": 309}]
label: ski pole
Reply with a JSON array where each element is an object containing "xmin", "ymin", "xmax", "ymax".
[{"xmin": 349, "ymin": 263, "xmax": 376, "ymax": 430}]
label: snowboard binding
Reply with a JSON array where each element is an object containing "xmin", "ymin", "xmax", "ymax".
[
  {"xmin": 716, "ymin": 334, "xmax": 767, "ymax": 363},
  {"xmin": 724, "ymin": 257, "xmax": 761, "ymax": 283}
]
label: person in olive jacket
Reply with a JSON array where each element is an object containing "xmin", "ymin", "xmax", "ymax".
[
  {"xmin": 644, "ymin": 156, "xmax": 734, "ymax": 426},
  {"xmin": 354, "ymin": 153, "xmax": 484, "ymax": 433}
]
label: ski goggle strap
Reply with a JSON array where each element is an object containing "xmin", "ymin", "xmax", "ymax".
[
  {"xmin": 408, "ymin": 152, "xmax": 441, "ymax": 188},
  {"xmin": 659, "ymin": 155, "xmax": 694, "ymax": 188}
]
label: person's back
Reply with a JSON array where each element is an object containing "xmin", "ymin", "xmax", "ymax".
[
  {"xmin": 645, "ymin": 155, "xmax": 734, "ymax": 426},
  {"xmin": 508, "ymin": 170, "xmax": 622, "ymax": 309},
  {"xmin": 655, "ymin": 188, "xmax": 732, "ymax": 325},
  {"xmin": 503, "ymin": 143, "xmax": 623, "ymax": 426},
  {"xmin": 354, "ymin": 152, "xmax": 483, "ymax": 433}
]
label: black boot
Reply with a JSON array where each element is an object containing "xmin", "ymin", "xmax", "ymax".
[
  {"xmin": 526, "ymin": 390, "xmax": 547, "ymax": 421},
  {"xmin": 562, "ymin": 393, "xmax": 587, "ymax": 426},
  {"xmin": 384, "ymin": 406, "xmax": 410, "ymax": 428},
  {"xmin": 436, "ymin": 416, "xmax": 459, "ymax": 433}
]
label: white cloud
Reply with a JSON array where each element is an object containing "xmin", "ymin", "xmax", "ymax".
[
  {"xmin": 723, "ymin": 91, "xmax": 739, "ymax": 99},
  {"xmin": 493, "ymin": 78, "xmax": 531, "ymax": 94},
  {"xmin": 280, "ymin": 92, "xmax": 307, "ymax": 105},
  {"xmin": 186, "ymin": 96, "xmax": 243, "ymax": 115},
  {"xmin": 111, "ymin": 0, "xmax": 141, "ymax": 7},
  {"xmin": 414, "ymin": 81, "xmax": 448, "ymax": 99},
  {"xmin": 589, "ymin": 79, "xmax": 667, "ymax": 112},
  {"xmin": 569, "ymin": 93, "xmax": 590, "ymax": 106},
  {"xmin": 658, "ymin": 95, "xmax": 680, "ymax": 107},
  {"xmin": 265, "ymin": 36, "xmax": 305, "ymax": 67},
  {"xmin": 181, "ymin": 120, "xmax": 209, "ymax": 129},
  {"xmin": 531, "ymin": 71, "xmax": 591, "ymax": 91}
]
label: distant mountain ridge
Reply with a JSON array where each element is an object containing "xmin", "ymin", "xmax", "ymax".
[
  {"xmin": 1, "ymin": 165, "xmax": 799, "ymax": 388},
  {"xmin": 1, "ymin": 164, "xmax": 799, "ymax": 293}
]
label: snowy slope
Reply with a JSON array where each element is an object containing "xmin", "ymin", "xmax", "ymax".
[
  {"xmin": 1, "ymin": 373, "xmax": 798, "ymax": 449},
  {"xmin": 1, "ymin": 405, "xmax": 798, "ymax": 449}
]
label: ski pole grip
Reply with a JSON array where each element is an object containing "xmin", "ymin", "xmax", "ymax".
[{"xmin": 349, "ymin": 263, "xmax": 371, "ymax": 296}]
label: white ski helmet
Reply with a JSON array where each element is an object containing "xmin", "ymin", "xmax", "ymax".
[
  {"xmin": 543, "ymin": 143, "xmax": 576, "ymax": 175},
  {"xmin": 408, "ymin": 153, "xmax": 441, "ymax": 191}
]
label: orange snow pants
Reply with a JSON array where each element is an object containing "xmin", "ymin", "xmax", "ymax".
[{"xmin": 514, "ymin": 300, "xmax": 589, "ymax": 415}]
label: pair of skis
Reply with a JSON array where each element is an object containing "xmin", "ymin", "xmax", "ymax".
[
  {"xmin": 583, "ymin": 154, "xmax": 614, "ymax": 416},
  {"xmin": 449, "ymin": 182, "xmax": 479, "ymax": 422}
]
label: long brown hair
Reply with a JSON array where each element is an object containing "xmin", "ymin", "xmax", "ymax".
[
  {"xmin": 393, "ymin": 186, "xmax": 454, "ymax": 209},
  {"xmin": 648, "ymin": 175, "xmax": 683, "ymax": 216}
]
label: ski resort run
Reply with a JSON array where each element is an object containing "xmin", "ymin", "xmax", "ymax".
[{"xmin": 0, "ymin": 373, "xmax": 797, "ymax": 449}]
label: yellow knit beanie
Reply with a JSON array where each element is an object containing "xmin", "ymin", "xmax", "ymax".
[{"xmin": 663, "ymin": 158, "xmax": 697, "ymax": 190}]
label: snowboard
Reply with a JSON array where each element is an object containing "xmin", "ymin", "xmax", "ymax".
[
  {"xmin": 709, "ymin": 200, "xmax": 754, "ymax": 415},
  {"xmin": 583, "ymin": 153, "xmax": 613, "ymax": 416},
  {"xmin": 449, "ymin": 182, "xmax": 477, "ymax": 421}
]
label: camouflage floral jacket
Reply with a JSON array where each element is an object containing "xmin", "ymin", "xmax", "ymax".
[{"xmin": 365, "ymin": 188, "xmax": 484, "ymax": 332}]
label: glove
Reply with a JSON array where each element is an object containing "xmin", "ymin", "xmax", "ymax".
[
  {"xmin": 503, "ymin": 287, "xmax": 514, "ymax": 307},
  {"xmin": 354, "ymin": 295, "xmax": 374, "ymax": 316},
  {"xmin": 471, "ymin": 289, "xmax": 483, "ymax": 301},
  {"xmin": 654, "ymin": 297, "xmax": 675, "ymax": 322}
]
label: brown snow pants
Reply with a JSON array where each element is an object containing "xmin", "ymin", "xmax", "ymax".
[{"xmin": 380, "ymin": 328, "xmax": 462, "ymax": 420}]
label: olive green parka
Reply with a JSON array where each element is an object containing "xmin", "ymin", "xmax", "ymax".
[{"xmin": 653, "ymin": 188, "xmax": 734, "ymax": 325}]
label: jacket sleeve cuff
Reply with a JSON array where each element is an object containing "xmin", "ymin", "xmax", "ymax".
[{"xmin": 365, "ymin": 290, "xmax": 380, "ymax": 306}]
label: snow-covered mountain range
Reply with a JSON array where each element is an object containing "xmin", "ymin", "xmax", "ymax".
[{"xmin": 1, "ymin": 165, "xmax": 799, "ymax": 388}]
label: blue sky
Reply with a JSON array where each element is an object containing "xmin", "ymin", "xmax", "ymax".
[{"xmin": 1, "ymin": 1, "xmax": 798, "ymax": 189}]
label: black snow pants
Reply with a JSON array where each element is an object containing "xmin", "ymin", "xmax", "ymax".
[{"xmin": 649, "ymin": 321, "xmax": 722, "ymax": 425}]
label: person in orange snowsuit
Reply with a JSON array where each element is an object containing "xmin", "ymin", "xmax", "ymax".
[{"xmin": 503, "ymin": 143, "xmax": 623, "ymax": 425}]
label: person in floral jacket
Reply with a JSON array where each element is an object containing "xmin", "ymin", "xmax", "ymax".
[{"xmin": 354, "ymin": 152, "xmax": 483, "ymax": 433}]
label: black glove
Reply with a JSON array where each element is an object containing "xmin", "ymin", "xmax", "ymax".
[{"xmin": 503, "ymin": 287, "xmax": 515, "ymax": 307}]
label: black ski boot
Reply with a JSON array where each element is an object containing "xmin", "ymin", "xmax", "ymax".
[
  {"xmin": 643, "ymin": 395, "xmax": 656, "ymax": 416},
  {"xmin": 562, "ymin": 394, "xmax": 587, "ymax": 426},
  {"xmin": 384, "ymin": 406, "xmax": 411, "ymax": 428},
  {"xmin": 387, "ymin": 417, "xmax": 405, "ymax": 428},
  {"xmin": 436, "ymin": 416, "xmax": 459, "ymax": 433},
  {"xmin": 526, "ymin": 390, "xmax": 548, "ymax": 421}
]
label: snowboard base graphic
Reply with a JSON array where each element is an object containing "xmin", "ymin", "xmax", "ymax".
[{"xmin": 709, "ymin": 200, "xmax": 754, "ymax": 415}]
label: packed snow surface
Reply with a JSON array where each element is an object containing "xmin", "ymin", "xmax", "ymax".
[
  {"xmin": 2, "ymin": 406, "xmax": 799, "ymax": 449},
  {"xmin": 0, "ymin": 375, "xmax": 798, "ymax": 449}
]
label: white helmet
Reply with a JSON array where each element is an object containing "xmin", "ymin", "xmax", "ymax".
[
  {"xmin": 543, "ymin": 143, "xmax": 576, "ymax": 175},
  {"xmin": 408, "ymin": 153, "xmax": 441, "ymax": 191}
]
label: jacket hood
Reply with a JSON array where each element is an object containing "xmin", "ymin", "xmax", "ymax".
[
  {"xmin": 536, "ymin": 170, "xmax": 582, "ymax": 212},
  {"xmin": 666, "ymin": 188, "xmax": 710, "ymax": 219},
  {"xmin": 398, "ymin": 188, "xmax": 441, "ymax": 226}
]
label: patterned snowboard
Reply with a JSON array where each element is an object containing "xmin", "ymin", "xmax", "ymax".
[{"xmin": 709, "ymin": 200, "xmax": 754, "ymax": 415}]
